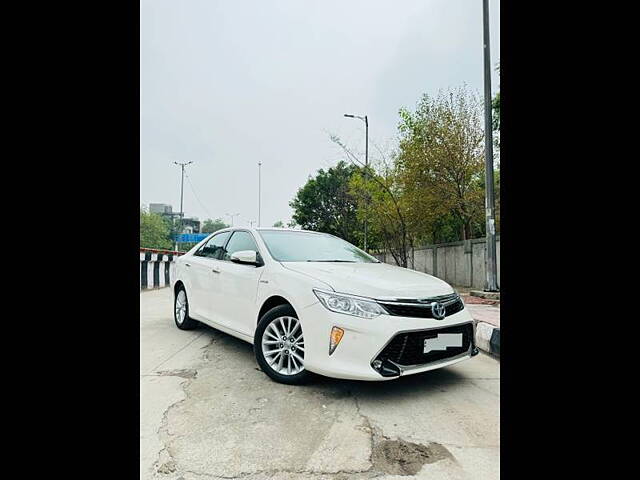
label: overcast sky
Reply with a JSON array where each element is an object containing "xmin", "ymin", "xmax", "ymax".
[{"xmin": 140, "ymin": 0, "xmax": 500, "ymax": 227}]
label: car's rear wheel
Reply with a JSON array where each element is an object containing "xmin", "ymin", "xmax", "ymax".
[
  {"xmin": 174, "ymin": 287, "xmax": 198, "ymax": 330},
  {"xmin": 254, "ymin": 304, "xmax": 311, "ymax": 384}
]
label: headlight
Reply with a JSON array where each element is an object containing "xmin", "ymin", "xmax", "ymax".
[{"xmin": 313, "ymin": 289, "xmax": 388, "ymax": 319}]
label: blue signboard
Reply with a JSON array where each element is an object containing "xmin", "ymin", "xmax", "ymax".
[{"xmin": 174, "ymin": 233, "xmax": 209, "ymax": 243}]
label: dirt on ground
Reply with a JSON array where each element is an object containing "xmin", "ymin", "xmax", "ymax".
[{"xmin": 371, "ymin": 438, "xmax": 454, "ymax": 476}]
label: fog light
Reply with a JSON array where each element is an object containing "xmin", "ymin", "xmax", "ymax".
[
  {"xmin": 329, "ymin": 327, "xmax": 344, "ymax": 355},
  {"xmin": 372, "ymin": 360, "xmax": 382, "ymax": 370}
]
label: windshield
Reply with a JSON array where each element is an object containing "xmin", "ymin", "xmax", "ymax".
[{"xmin": 258, "ymin": 230, "xmax": 380, "ymax": 263}]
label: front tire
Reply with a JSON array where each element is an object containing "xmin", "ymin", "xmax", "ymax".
[
  {"xmin": 174, "ymin": 287, "xmax": 198, "ymax": 330},
  {"xmin": 254, "ymin": 304, "xmax": 311, "ymax": 385}
]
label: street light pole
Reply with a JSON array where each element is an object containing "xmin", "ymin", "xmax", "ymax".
[
  {"xmin": 258, "ymin": 161, "xmax": 262, "ymax": 227},
  {"xmin": 174, "ymin": 161, "xmax": 193, "ymax": 250},
  {"xmin": 482, "ymin": 0, "xmax": 499, "ymax": 291},
  {"xmin": 343, "ymin": 113, "xmax": 368, "ymax": 251}
]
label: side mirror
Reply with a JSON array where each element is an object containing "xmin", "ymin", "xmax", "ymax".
[{"xmin": 230, "ymin": 250, "xmax": 262, "ymax": 266}]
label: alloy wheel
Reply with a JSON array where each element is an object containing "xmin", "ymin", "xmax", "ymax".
[
  {"xmin": 261, "ymin": 316, "xmax": 305, "ymax": 375},
  {"xmin": 175, "ymin": 290, "xmax": 187, "ymax": 324}
]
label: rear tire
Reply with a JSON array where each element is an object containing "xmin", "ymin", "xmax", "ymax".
[
  {"xmin": 174, "ymin": 286, "xmax": 199, "ymax": 330},
  {"xmin": 254, "ymin": 304, "xmax": 311, "ymax": 385}
]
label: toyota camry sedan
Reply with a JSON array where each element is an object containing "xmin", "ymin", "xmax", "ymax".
[{"xmin": 171, "ymin": 227, "xmax": 478, "ymax": 384}]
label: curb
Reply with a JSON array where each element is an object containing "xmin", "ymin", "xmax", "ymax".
[
  {"xmin": 470, "ymin": 290, "xmax": 501, "ymax": 301},
  {"xmin": 475, "ymin": 321, "xmax": 500, "ymax": 357}
]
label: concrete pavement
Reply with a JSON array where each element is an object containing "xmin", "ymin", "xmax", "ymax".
[{"xmin": 141, "ymin": 288, "xmax": 500, "ymax": 480}]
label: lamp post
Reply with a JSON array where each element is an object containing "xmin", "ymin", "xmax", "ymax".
[
  {"xmin": 343, "ymin": 113, "xmax": 368, "ymax": 251},
  {"xmin": 174, "ymin": 161, "xmax": 193, "ymax": 250},
  {"xmin": 482, "ymin": 0, "xmax": 499, "ymax": 291}
]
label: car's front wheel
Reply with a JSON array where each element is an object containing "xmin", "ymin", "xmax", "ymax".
[
  {"xmin": 254, "ymin": 304, "xmax": 311, "ymax": 385},
  {"xmin": 174, "ymin": 286, "xmax": 198, "ymax": 330}
]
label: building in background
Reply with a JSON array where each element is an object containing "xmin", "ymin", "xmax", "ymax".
[
  {"xmin": 181, "ymin": 217, "xmax": 200, "ymax": 234},
  {"xmin": 149, "ymin": 203, "xmax": 173, "ymax": 215},
  {"xmin": 149, "ymin": 203, "xmax": 201, "ymax": 234}
]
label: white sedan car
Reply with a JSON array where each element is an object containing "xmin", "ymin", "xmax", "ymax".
[{"xmin": 172, "ymin": 227, "xmax": 478, "ymax": 384}]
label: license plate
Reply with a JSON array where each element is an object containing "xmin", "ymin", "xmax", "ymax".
[{"xmin": 424, "ymin": 333, "xmax": 463, "ymax": 354}]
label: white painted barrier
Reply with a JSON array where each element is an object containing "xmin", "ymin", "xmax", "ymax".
[{"xmin": 139, "ymin": 248, "xmax": 183, "ymax": 290}]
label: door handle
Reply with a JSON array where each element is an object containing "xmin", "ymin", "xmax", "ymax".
[
  {"xmin": 185, "ymin": 263, "xmax": 191, "ymax": 267},
  {"xmin": 211, "ymin": 267, "xmax": 220, "ymax": 274}
]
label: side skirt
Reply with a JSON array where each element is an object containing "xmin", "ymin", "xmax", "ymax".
[{"xmin": 188, "ymin": 312, "xmax": 254, "ymax": 344}]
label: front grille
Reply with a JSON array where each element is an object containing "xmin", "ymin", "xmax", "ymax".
[
  {"xmin": 374, "ymin": 323, "xmax": 473, "ymax": 367},
  {"xmin": 379, "ymin": 294, "xmax": 464, "ymax": 319}
]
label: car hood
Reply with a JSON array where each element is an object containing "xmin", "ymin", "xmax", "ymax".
[{"xmin": 281, "ymin": 262, "xmax": 454, "ymax": 299}]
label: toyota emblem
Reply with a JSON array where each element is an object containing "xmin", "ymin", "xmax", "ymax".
[{"xmin": 431, "ymin": 302, "xmax": 446, "ymax": 320}]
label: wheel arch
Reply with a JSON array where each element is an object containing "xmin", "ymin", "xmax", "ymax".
[
  {"xmin": 257, "ymin": 295, "xmax": 297, "ymax": 324},
  {"xmin": 174, "ymin": 280, "xmax": 185, "ymax": 297}
]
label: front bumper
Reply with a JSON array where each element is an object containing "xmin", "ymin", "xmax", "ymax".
[{"xmin": 300, "ymin": 300, "xmax": 477, "ymax": 381}]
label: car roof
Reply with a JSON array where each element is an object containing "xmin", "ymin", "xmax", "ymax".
[
  {"xmin": 206, "ymin": 227, "xmax": 332, "ymax": 240},
  {"xmin": 214, "ymin": 226, "xmax": 322, "ymax": 234}
]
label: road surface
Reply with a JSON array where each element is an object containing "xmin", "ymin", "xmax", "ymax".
[{"xmin": 140, "ymin": 288, "xmax": 500, "ymax": 480}]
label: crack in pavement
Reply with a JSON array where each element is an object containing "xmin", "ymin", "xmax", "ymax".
[
  {"xmin": 177, "ymin": 469, "xmax": 384, "ymax": 480},
  {"xmin": 351, "ymin": 391, "xmax": 457, "ymax": 477},
  {"xmin": 152, "ymin": 371, "xmax": 459, "ymax": 480},
  {"xmin": 151, "ymin": 330, "xmax": 235, "ymax": 479},
  {"xmin": 156, "ymin": 369, "xmax": 198, "ymax": 379},
  {"xmin": 153, "ymin": 372, "xmax": 378, "ymax": 479},
  {"xmin": 153, "ymin": 382, "xmax": 191, "ymax": 478},
  {"xmin": 147, "ymin": 323, "xmax": 489, "ymax": 480},
  {"xmin": 353, "ymin": 393, "xmax": 376, "ymax": 472},
  {"xmin": 151, "ymin": 334, "xmax": 216, "ymax": 479},
  {"xmin": 150, "ymin": 331, "xmax": 207, "ymax": 373}
]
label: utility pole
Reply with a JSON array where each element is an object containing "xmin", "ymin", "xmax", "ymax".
[
  {"xmin": 258, "ymin": 161, "xmax": 262, "ymax": 227},
  {"xmin": 343, "ymin": 113, "xmax": 368, "ymax": 251},
  {"xmin": 174, "ymin": 161, "xmax": 193, "ymax": 250},
  {"xmin": 364, "ymin": 115, "xmax": 368, "ymax": 252},
  {"xmin": 482, "ymin": 0, "xmax": 499, "ymax": 291}
]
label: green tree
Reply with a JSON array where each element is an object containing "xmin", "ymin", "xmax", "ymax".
[
  {"xmin": 290, "ymin": 161, "xmax": 369, "ymax": 248},
  {"xmin": 140, "ymin": 208, "xmax": 173, "ymax": 249},
  {"xmin": 272, "ymin": 220, "xmax": 284, "ymax": 227},
  {"xmin": 161, "ymin": 215, "xmax": 179, "ymax": 242},
  {"xmin": 329, "ymin": 133, "xmax": 410, "ymax": 263},
  {"xmin": 397, "ymin": 85, "xmax": 486, "ymax": 241},
  {"xmin": 201, "ymin": 218, "xmax": 229, "ymax": 233},
  {"xmin": 348, "ymin": 166, "xmax": 413, "ymax": 266}
]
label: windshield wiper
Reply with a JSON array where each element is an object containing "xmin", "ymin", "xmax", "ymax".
[{"xmin": 306, "ymin": 259, "xmax": 357, "ymax": 263}]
